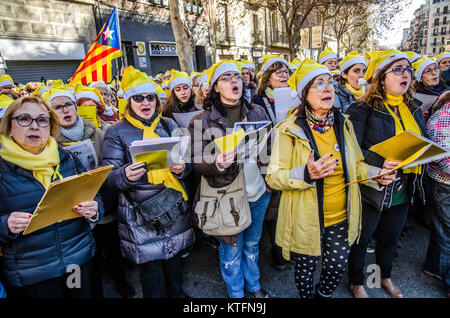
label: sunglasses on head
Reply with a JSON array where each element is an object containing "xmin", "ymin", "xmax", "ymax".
[{"xmin": 131, "ymin": 94, "xmax": 157, "ymax": 103}]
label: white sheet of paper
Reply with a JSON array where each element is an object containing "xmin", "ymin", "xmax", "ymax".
[
  {"xmin": 274, "ymin": 87, "xmax": 301, "ymax": 124},
  {"xmin": 173, "ymin": 111, "xmax": 202, "ymax": 128}
]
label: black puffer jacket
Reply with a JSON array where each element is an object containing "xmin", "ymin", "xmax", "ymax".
[
  {"xmin": 0, "ymin": 147, "xmax": 103, "ymax": 287},
  {"xmin": 345, "ymin": 101, "xmax": 427, "ymax": 211},
  {"xmin": 102, "ymin": 112, "xmax": 195, "ymax": 264}
]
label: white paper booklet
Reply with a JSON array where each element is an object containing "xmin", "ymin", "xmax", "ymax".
[{"xmin": 129, "ymin": 136, "xmax": 190, "ymax": 169}]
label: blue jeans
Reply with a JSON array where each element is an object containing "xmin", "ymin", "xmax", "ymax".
[
  {"xmin": 218, "ymin": 190, "xmax": 272, "ymax": 298},
  {"xmin": 425, "ymin": 179, "xmax": 450, "ymax": 293}
]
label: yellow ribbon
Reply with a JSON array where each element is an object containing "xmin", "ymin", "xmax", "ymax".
[
  {"xmin": 384, "ymin": 94, "xmax": 422, "ymax": 175},
  {"xmin": 125, "ymin": 113, "xmax": 188, "ymax": 201}
]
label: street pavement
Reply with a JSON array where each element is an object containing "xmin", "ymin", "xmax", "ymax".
[{"xmin": 103, "ymin": 218, "xmax": 447, "ymax": 299}]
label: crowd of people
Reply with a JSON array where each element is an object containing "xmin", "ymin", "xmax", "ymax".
[{"xmin": 0, "ymin": 47, "xmax": 448, "ymax": 299}]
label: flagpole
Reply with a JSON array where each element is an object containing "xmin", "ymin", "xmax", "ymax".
[{"xmin": 115, "ymin": 6, "xmax": 125, "ymax": 81}]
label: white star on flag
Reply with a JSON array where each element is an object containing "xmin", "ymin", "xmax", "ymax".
[{"xmin": 103, "ymin": 27, "xmax": 114, "ymax": 41}]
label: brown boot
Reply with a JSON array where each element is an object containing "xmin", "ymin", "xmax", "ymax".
[
  {"xmin": 381, "ymin": 278, "xmax": 403, "ymax": 298},
  {"xmin": 349, "ymin": 284, "xmax": 370, "ymax": 298}
]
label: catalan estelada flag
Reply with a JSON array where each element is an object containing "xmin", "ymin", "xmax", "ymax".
[{"xmin": 70, "ymin": 7, "xmax": 121, "ymax": 85}]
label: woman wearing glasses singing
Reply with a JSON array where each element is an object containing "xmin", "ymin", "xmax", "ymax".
[
  {"xmin": 188, "ymin": 60, "xmax": 272, "ymax": 298},
  {"xmin": 48, "ymin": 88, "xmax": 104, "ymax": 171},
  {"xmin": 101, "ymin": 67, "xmax": 194, "ymax": 298},
  {"xmin": 346, "ymin": 50, "xmax": 427, "ymax": 298},
  {"xmin": 412, "ymin": 57, "xmax": 449, "ymax": 121},
  {"xmin": 265, "ymin": 58, "xmax": 394, "ymax": 299},
  {"xmin": 0, "ymin": 96, "xmax": 103, "ymax": 297}
]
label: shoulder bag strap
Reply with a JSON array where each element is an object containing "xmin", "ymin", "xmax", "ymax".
[{"xmin": 262, "ymin": 97, "xmax": 276, "ymax": 124}]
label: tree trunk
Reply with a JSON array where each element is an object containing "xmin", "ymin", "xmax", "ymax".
[
  {"xmin": 169, "ymin": 0, "xmax": 195, "ymax": 73},
  {"xmin": 289, "ymin": 32, "xmax": 295, "ymax": 60},
  {"xmin": 207, "ymin": 0, "xmax": 218, "ymax": 64},
  {"xmin": 337, "ymin": 36, "xmax": 340, "ymax": 58},
  {"xmin": 320, "ymin": 12, "xmax": 325, "ymax": 51}
]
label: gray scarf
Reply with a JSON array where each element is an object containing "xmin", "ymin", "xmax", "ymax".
[{"xmin": 60, "ymin": 116, "xmax": 85, "ymax": 142}]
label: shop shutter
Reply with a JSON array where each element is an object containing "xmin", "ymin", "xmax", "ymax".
[
  {"xmin": 149, "ymin": 56, "xmax": 180, "ymax": 76},
  {"xmin": 5, "ymin": 60, "xmax": 81, "ymax": 84}
]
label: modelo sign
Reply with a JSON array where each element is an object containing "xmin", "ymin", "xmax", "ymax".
[{"xmin": 149, "ymin": 42, "xmax": 178, "ymax": 56}]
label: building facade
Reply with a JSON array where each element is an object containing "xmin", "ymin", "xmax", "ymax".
[
  {"xmin": 0, "ymin": 0, "xmax": 347, "ymax": 83},
  {"xmin": 0, "ymin": 0, "xmax": 212, "ymax": 82},
  {"xmin": 97, "ymin": 0, "xmax": 211, "ymax": 76},
  {"xmin": 407, "ymin": 3, "xmax": 429, "ymax": 56},
  {"xmin": 211, "ymin": 0, "xmax": 290, "ymax": 68},
  {"xmin": 0, "ymin": 0, "xmax": 97, "ymax": 83},
  {"xmin": 427, "ymin": 0, "xmax": 450, "ymax": 55}
]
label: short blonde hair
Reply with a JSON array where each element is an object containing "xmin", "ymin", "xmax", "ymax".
[{"xmin": 0, "ymin": 95, "xmax": 60, "ymax": 137}]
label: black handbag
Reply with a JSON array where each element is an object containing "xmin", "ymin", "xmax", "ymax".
[{"xmin": 133, "ymin": 187, "xmax": 188, "ymax": 234}]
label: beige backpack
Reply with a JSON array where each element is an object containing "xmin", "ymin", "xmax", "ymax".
[{"xmin": 194, "ymin": 169, "xmax": 251, "ymax": 236}]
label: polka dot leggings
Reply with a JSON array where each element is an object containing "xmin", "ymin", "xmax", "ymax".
[{"xmin": 293, "ymin": 222, "xmax": 350, "ymax": 298}]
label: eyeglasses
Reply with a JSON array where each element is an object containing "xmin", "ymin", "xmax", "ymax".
[
  {"xmin": 384, "ymin": 67, "xmax": 415, "ymax": 76},
  {"xmin": 423, "ymin": 66, "xmax": 440, "ymax": 76},
  {"xmin": 310, "ymin": 80, "xmax": 338, "ymax": 91},
  {"xmin": 131, "ymin": 94, "xmax": 157, "ymax": 103},
  {"xmin": 12, "ymin": 115, "xmax": 51, "ymax": 128},
  {"xmin": 53, "ymin": 102, "xmax": 75, "ymax": 113},
  {"xmin": 274, "ymin": 69, "xmax": 290, "ymax": 77},
  {"xmin": 219, "ymin": 73, "xmax": 243, "ymax": 82}
]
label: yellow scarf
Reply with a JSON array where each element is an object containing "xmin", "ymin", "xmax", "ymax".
[
  {"xmin": 345, "ymin": 82, "xmax": 366, "ymax": 100},
  {"xmin": 0, "ymin": 135, "xmax": 62, "ymax": 189},
  {"xmin": 125, "ymin": 113, "xmax": 188, "ymax": 201},
  {"xmin": 384, "ymin": 94, "xmax": 422, "ymax": 175}
]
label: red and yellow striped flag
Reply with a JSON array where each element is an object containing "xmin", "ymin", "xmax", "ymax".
[{"xmin": 70, "ymin": 7, "xmax": 121, "ymax": 85}]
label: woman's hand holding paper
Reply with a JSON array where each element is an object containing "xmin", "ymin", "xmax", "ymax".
[
  {"xmin": 216, "ymin": 150, "xmax": 237, "ymax": 169},
  {"xmin": 375, "ymin": 169, "xmax": 397, "ymax": 186},
  {"xmin": 382, "ymin": 160, "xmax": 401, "ymax": 170},
  {"xmin": 74, "ymin": 201, "xmax": 98, "ymax": 220},
  {"xmin": 7, "ymin": 212, "xmax": 32, "ymax": 234},
  {"xmin": 170, "ymin": 160, "xmax": 186, "ymax": 174}
]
